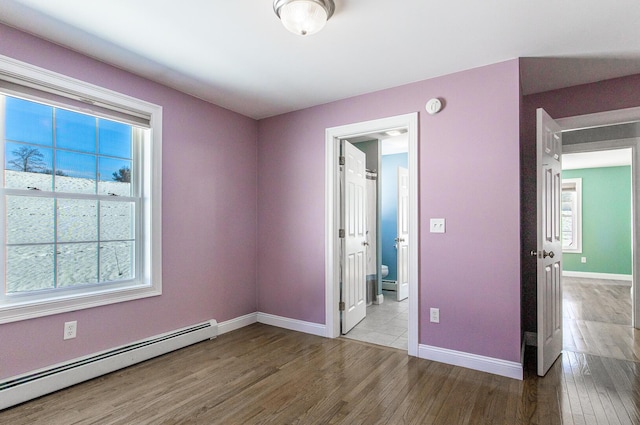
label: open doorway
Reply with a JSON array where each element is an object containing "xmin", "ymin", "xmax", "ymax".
[
  {"xmin": 536, "ymin": 107, "xmax": 640, "ymax": 375},
  {"xmin": 339, "ymin": 133, "xmax": 409, "ymax": 349},
  {"xmin": 561, "ymin": 143, "xmax": 637, "ymax": 361},
  {"xmin": 324, "ymin": 113, "xmax": 419, "ymax": 356}
]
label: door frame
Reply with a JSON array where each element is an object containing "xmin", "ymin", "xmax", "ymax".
[
  {"xmin": 540, "ymin": 105, "xmax": 640, "ymax": 330},
  {"xmin": 325, "ymin": 113, "xmax": 419, "ymax": 356}
]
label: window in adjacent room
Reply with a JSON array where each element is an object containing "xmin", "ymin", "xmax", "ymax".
[
  {"xmin": 561, "ymin": 178, "xmax": 582, "ymax": 253},
  {"xmin": 0, "ymin": 56, "xmax": 162, "ymax": 323}
]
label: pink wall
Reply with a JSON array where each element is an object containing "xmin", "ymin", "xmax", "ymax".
[
  {"xmin": 0, "ymin": 23, "xmax": 525, "ymax": 378},
  {"xmin": 258, "ymin": 60, "xmax": 522, "ymax": 362},
  {"xmin": 521, "ymin": 72, "xmax": 640, "ymax": 333},
  {"xmin": 0, "ymin": 24, "xmax": 258, "ymax": 379}
]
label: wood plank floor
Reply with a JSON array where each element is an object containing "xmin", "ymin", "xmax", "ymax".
[
  {"xmin": 2, "ymin": 323, "xmax": 640, "ymax": 424},
  {"xmin": 563, "ymin": 277, "xmax": 640, "ymax": 362}
]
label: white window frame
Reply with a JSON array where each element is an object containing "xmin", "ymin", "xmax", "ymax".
[
  {"xmin": 562, "ymin": 178, "xmax": 582, "ymax": 253},
  {"xmin": 0, "ymin": 55, "xmax": 162, "ymax": 324}
]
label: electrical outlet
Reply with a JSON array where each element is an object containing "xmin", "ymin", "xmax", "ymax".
[
  {"xmin": 581, "ymin": 257, "xmax": 587, "ymax": 263},
  {"xmin": 64, "ymin": 321, "xmax": 77, "ymax": 340},
  {"xmin": 430, "ymin": 308, "xmax": 440, "ymax": 323}
]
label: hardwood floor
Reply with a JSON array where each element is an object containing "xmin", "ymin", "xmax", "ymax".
[
  {"xmin": 563, "ymin": 277, "xmax": 631, "ymax": 325},
  {"xmin": 563, "ymin": 277, "xmax": 640, "ymax": 362},
  {"xmin": 2, "ymin": 322, "xmax": 640, "ymax": 424}
]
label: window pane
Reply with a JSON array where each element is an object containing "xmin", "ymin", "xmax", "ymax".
[
  {"xmin": 55, "ymin": 151, "xmax": 96, "ymax": 193},
  {"xmin": 5, "ymin": 142, "xmax": 54, "ymax": 190},
  {"xmin": 99, "ymin": 119, "xmax": 131, "ymax": 158},
  {"xmin": 57, "ymin": 199, "xmax": 98, "ymax": 243},
  {"xmin": 98, "ymin": 157, "xmax": 131, "ymax": 196},
  {"xmin": 5, "ymin": 97, "xmax": 53, "ymax": 146},
  {"xmin": 562, "ymin": 188, "xmax": 577, "ymax": 249},
  {"xmin": 57, "ymin": 243, "xmax": 98, "ymax": 287},
  {"xmin": 55, "ymin": 109, "xmax": 96, "ymax": 153},
  {"xmin": 100, "ymin": 241, "xmax": 134, "ymax": 281},
  {"xmin": 6, "ymin": 196, "xmax": 55, "ymax": 244},
  {"xmin": 100, "ymin": 201, "xmax": 134, "ymax": 241},
  {"xmin": 6, "ymin": 245, "xmax": 55, "ymax": 293}
]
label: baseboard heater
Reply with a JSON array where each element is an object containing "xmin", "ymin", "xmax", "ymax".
[
  {"xmin": 0, "ymin": 319, "xmax": 217, "ymax": 411},
  {"xmin": 382, "ymin": 280, "xmax": 397, "ymax": 291}
]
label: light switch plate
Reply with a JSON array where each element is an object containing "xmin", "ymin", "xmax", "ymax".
[
  {"xmin": 430, "ymin": 308, "xmax": 440, "ymax": 323},
  {"xmin": 430, "ymin": 218, "xmax": 445, "ymax": 233}
]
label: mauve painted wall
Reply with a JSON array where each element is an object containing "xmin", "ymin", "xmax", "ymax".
[
  {"xmin": 0, "ymin": 24, "xmax": 258, "ymax": 379},
  {"xmin": 521, "ymin": 72, "xmax": 640, "ymax": 334},
  {"xmin": 258, "ymin": 60, "xmax": 522, "ymax": 362}
]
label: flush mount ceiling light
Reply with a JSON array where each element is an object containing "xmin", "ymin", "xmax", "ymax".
[{"xmin": 273, "ymin": 0, "xmax": 335, "ymax": 36}]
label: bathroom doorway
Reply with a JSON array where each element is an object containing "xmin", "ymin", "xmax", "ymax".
[
  {"xmin": 324, "ymin": 113, "xmax": 418, "ymax": 356},
  {"xmin": 339, "ymin": 134, "xmax": 409, "ymax": 348}
]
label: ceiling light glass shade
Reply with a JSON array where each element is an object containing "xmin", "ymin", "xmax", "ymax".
[{"xmin": 274, "ymin": 0, "xmax": 335, "ymax": 36}]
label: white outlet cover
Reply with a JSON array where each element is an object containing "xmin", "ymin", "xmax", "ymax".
[
  {"xmin": 430, "ymin": 218, "xmax": 445, "ymax": 233},
  {"xmin": 64, "ymin": 321, "xmax": 77, "ymax": 340}
]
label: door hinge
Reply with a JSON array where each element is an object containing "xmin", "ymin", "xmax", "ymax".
[
  {"xmin": 339, "ymin": 156, "xmax": 345, "ymax": 165},
  {"xmin": 339, "ymin": 229, "xmax": 345, "ymax": 238},
  {"xmin": 339, "ymin": 302, "xmax": 345, "ymax": 311}
]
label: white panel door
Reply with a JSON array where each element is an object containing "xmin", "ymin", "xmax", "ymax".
[
  {"xmin": 341, "ymin": 141, "xmax": 367, "ymax": 334},
  {"xmin": 396, "ymin": 166, "xmax": 409, "ymax": 301},
  {"xmin": 536, "ymin": 108, "xmax": 563, "ymax": 377}
]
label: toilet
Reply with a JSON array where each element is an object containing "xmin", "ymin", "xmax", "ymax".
[{"xmin": 381, "ymin": 264, "xmax": 389, "ymax": 278}]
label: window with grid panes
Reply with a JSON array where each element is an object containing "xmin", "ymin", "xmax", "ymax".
[{"xmin": 0, "ymin": 56, "xmax": 162, "ymax": 323}]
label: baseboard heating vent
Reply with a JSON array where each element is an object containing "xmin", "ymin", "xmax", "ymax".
[{"xmin": 0, "ymin": 319, "xmax": 217, "ymax": 411}]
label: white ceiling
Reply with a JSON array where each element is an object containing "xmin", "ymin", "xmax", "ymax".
[
  {"xmin": 2, "ymin": 0, "xmax": 640, "ymax": 119},
  {"xmin": 563, "ymin": 149, "xmax": 632, "ymax": 170}
]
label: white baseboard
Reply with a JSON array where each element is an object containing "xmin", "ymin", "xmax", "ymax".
[
  {"xmin": 524, "ymin": 331, "xmax": 537, "ymax": 347},
  {"xmin": 218, "ymin": 313, "xmax": 258, "ymax": 335},
  {"xmin": 257, "ymin": 312, "xmax": 326, "ymax": 337},
  {"xmin": 563, "ymin": 271, "xmax": 632, "ymax": 282},
  {"xmin": 374, "ymin": 294, "xmax": 384, "ymax": 305},
  {"xmin": 418, "ymin": 344, "xmax": 523, "ymax": 380}
]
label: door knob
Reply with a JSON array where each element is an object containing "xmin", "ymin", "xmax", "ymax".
[
  {"xmin": 362, "ymin": 241, "xmax": 369, "ymax": 246},
  {"xmin": 543, "ymin": 250, "xmax": 555, "ymax": 259}
]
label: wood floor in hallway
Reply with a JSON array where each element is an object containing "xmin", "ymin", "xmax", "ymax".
[
  {"xmin": 2, "ymin": 320, "xmax": 640, "ymax": 425},
  {"xmin": 563, "ymin": 277, "xmax": 640, "ymax": 362}
]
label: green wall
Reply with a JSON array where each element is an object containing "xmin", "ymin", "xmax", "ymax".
[{"xmin": 562, "ymin": 166, "xmax": 632, "ymax": 275}]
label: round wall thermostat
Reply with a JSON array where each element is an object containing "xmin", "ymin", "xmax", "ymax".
[{"xmin": 425, "ymin": 98, "xmax": 442, "ymax": 115}]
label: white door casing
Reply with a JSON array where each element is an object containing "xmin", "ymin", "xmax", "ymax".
[
  {"xmin": 325, "ymin": 113, "xmax": 419, "ymax": 356},
  {"xmin": 341, "ymin": 141, "xmax": 367, "ymax": 334},
  {"xmin": 536, "ymin": 108, "xmax": 563, "ymax": 377},
  {"xmin": 396, "ymin": 166, "xmax": 409, "ymax": 301}
]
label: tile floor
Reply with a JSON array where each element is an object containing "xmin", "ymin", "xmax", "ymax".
[{"xmin": 342, "ymin": 290, "xmax": 408, "ymax": 350}]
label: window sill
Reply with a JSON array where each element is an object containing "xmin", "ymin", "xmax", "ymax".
[{"xmin": 0, "ymin": 284, "xmax": 161, "ymax": 324}]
